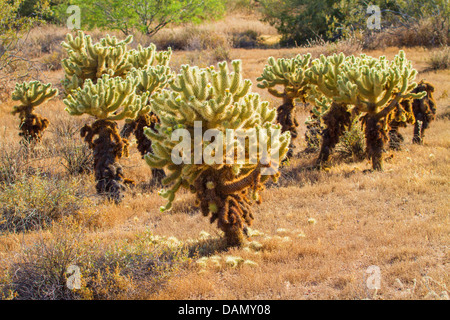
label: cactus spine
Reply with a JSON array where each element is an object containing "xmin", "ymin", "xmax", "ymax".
[
  {"xmin": 11, "ymin": 81, "xmax": 58, "ymax": 143},
  {"xmin": 145, "ymin": 60, "xmax": 290, "ymax": 246}
]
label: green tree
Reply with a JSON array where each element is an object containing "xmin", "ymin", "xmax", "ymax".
[
  {"xmin": 259, "ymin": 0, "xmax": 449, "ymax": 46},
  {"xmin": 259, "ymin": 0, "xmax": 342, "ymax": 45},
  {"xmin": 66, "ymin": 0, "xmax": 225, "ymax": 36}
]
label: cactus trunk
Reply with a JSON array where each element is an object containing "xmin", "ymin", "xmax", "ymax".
[
  {"xmin": 412, "ymin": 80, "xmax": 437, "ymax": 144},
  {"xmin": 81, "ymin": 120, "xmax": 133, "ymax": 202},
  {"xmin": 364, "ymin": 115, "xmax": 389, "ymax": 171},
  {"xmin": 193, "ymin": 167, "xmax": 263, "ymax": 247},
  {"xmin": 388, "ymin": 120, "xmax": 405, "ymax": 150},
  {"xmin": 316, "ymin": 102, "xmax": 351, "ymax": 167},
  {"xmin": 277, "ymin": 97, "xmax": 298, "ymax": 159},
  {"xmin": 18, "ymin": 110, "xmax": 49, "ymax": 143},
  {"xmin": 121, "ymin": 113, "xmax": 166, "ymax": 184}
]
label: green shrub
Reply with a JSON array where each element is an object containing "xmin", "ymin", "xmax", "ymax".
[
  {"xmin": 259, "ymin": 0, "xmax": 449, "ymax": 46},
  {"xmin": 0, "ymin": 175, "xmax": 91, "ymax": 232},
  {"xmin": 335, "ymin": 119, "xmax": 367, "ymax": 163},
  {"xmin": 429, "ymin": 46, "xmax": 450, "ymax": 70}
]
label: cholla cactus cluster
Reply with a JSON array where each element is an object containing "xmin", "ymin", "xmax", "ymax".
[
  {"xmin": 62, "ymin": 31, "xmax": 172, "ymax": 201},
  {"xmin": 11, "ymin": 81, "xmax": 58, "ymax": 142},
  {"xmin": 322, "ymin": 51, "xmax": 426, "ymax": 170},
  {"xmin": 145, "ymin": 60, "xmax": 291, "ymax": 246},
  {"xmin": 257, "ymin": 54, "xmax": 311, "ymax": 157},
  {"xmin": 259, "ymin": 50, "xmax": 426, "ymax": 171},
  {"xmin": 9, "ymin": 27, "xmax": 438, "ymax": 250}
]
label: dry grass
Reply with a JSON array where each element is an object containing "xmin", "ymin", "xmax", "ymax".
[{"xmin": 0, "ymin": 15, "xmax": 449, "ymax": 300}]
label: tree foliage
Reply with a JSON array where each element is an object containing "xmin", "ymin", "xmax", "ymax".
[
  {"xmin": 259, "ymin": 0, "xmax": 450, "ymax": 45},
  {"xmin": 64, "ymin": 0, "xmax": 226, "ymax": 36}
]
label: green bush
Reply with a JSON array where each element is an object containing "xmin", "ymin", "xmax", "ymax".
[
  {"xmin": 259, "ymin": 0, "xmax": 450, "ymax": 46},
  {"xmin": 61, "ymin": 0, "xmax": 226, "ymax": 36}
]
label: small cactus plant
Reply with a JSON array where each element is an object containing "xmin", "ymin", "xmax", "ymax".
[{"xmin": 11, "ymin": 81, "xmax": 58, "ymax": 143}]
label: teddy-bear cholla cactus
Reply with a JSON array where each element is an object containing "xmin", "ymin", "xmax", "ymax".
[
  {"xmin": 257, "ymin": 54, "xmax": 311, "ymax": 158},
  {"xmin": 337, "ymin": 51, "xmax": 426, "ymax": 170},
  {"xmin": 61, "ymin": 31, "xmax": 169, "ymax": 94},
  {"xmin": 307, "ymin": 53, "xmax": 354, "ymax": 166},
  {"xmin": 11, "ymin": 81, "xmax": 58, "ymax": 143},
  {"xmin": 145, "ymin": 60, "xmax": 290, "ymax": 246},
  {"xmin": 388, "ymin": 80, "xmax": 437, "ymax": 149},
  {"xmin": 120, "ymin": 60, "xmax": 174, "ymax": 184},
  {"xmin": 410, "ymin": 80, "xmax": 437, "ymax": 145},
  {"xmin": 64, "ymin": 74, "xmax": 149, "ymax": 202}
]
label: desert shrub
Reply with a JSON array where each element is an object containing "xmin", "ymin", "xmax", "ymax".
[
  {"xmin": 182, "ymin": 26, "xmax": 231, "ymax": 51},
  {"xmin": 232, "ymin": 29, "xmax": 261, "ymax": 48},
  {"xmin": 41, "ymin": 49, "xmax": 66, "ymax": 71},
  {"xmin": 0, "ymin": 175, "xmax": 91, "ymax": 232},
  {"xmin": 365, "ymin": 19, "xmax": 450, "ymax": 50},
  {"xmin": 65, "ymin": 0, "xmax": 225, "ymax": 36},
  {"xmin": 0, "ymin": 145, "xmax": 31, "ymax": 185},
  {"xmin": 1, "ymin": 224, "xmax": 189, "ymax": 300},
  {"xmin": 0, "ymin": 0, "xmax": 42, "ymax": 100},
  {"xmin": 335, "ymin": 119, "xmax": 366, "ymax": 163},
  {"xmin": 50, "ymin": 116, "xmax": 86, "ymax": 139},
  {"xmin": 59, "ymin": 140, "xmax": 94, "ymax": 176},
  {"xmin": 50, "ymin": 116, "xmax": 94, "ymax": 176},
  {"xmin": 429, "ymin": 46, "xmax": 450, "ymax": 70}
]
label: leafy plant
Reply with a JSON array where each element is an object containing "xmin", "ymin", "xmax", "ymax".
[{"xmin": 67, "ymin": 0, "xmax": 225, "ymax": 36}]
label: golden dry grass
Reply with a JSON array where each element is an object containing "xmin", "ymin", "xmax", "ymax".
[{"xmin": 0, "ymin": 22, "xmax": 449, "ymax": 300}]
